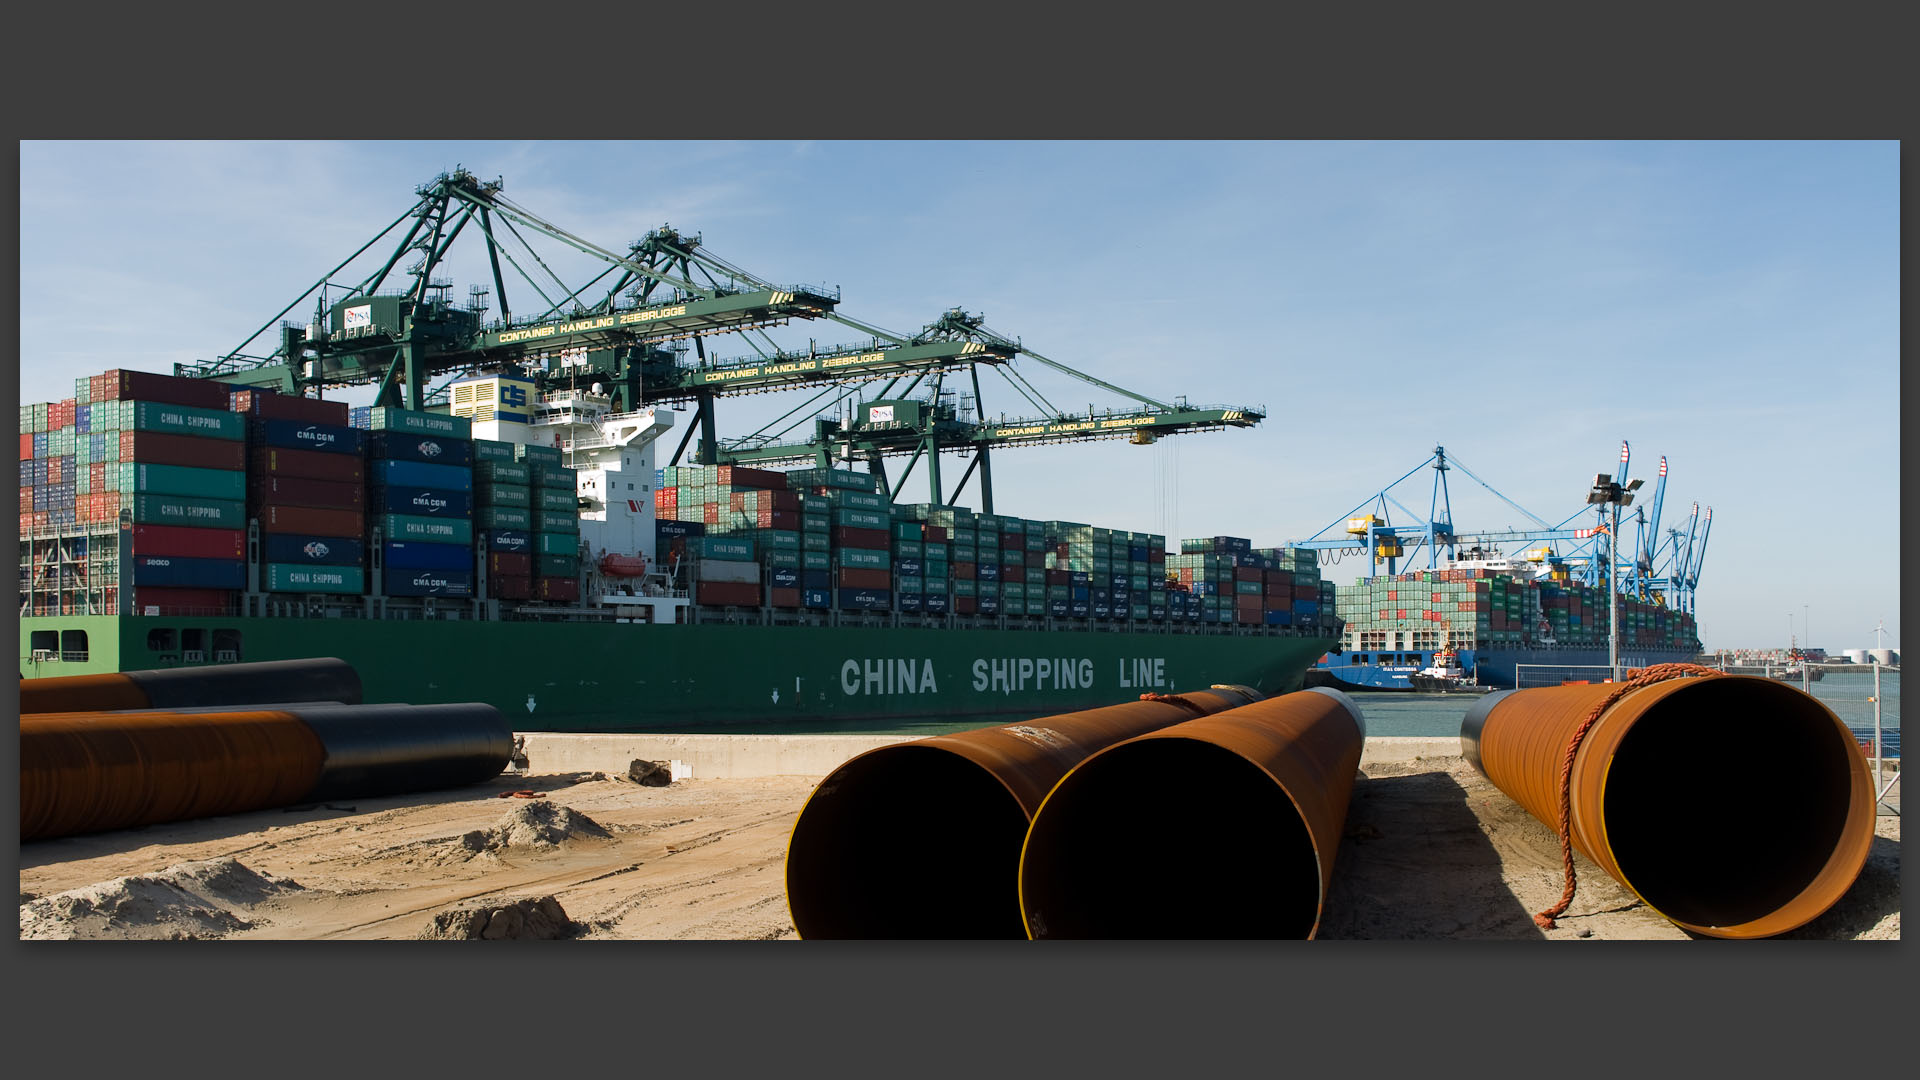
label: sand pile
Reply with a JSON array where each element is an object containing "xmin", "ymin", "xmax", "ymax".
[
  {"xmin": 19, "ymin": 857, "xmax": 302, "ymax": 940},
  {"xmin": 418, "ymin": 895, "xmax": 576, "ymax": 940},
  {"xmin": 453, "ymin": 800, "xmax": 612, "ymax": 859}
]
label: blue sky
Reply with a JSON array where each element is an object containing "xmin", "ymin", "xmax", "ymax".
[{"xmin": 17, "ymin": 141, "xmax": 1899, "ymax": 653}]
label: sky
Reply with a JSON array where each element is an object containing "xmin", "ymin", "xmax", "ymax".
[{"xmin": 16, "ymin": 141, "xmax": 1900, "ymax": 653}]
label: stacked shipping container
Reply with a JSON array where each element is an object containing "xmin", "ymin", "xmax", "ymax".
[
  {"xmin": 1332, "ymin": 568, "xmax": 1699, "ymax": 652},
  {"xmin": 353, "ymin": 406, "xmax": 477, "ymax": 599},
  {"xmin": 240, "ymin": 389, "xmax": 367, "ymax": 597}
]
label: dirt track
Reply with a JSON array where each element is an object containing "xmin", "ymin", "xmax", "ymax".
[{"xmin": 16, "ymin": 755, "xmax": 1901, "ymax": 941}]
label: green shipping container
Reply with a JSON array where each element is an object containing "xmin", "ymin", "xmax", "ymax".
[
  {"xmin": 538, "ymin": 489, "xmax": 578, "ymax": 512},
  {"xmin": 535, "ymin": 511, "xmax": 579, "ymax": 534},
  {"xmin": 802, "ymin": 550, "xmax": 831, "ymax": 570},
  {"xmin": 364, "ymin": 406, "xmax": 472, "ymax": 439},
  {"xmin": 766, "ymin": 550, "xmax": 801, "ymax": 569},
  {"xmin": 532, "ymin": 464, "xmax": 576, "ymax": 490},
  {"xmin": 476, "ymin": 506, "xmax": 533, "ymax": 529},
  {"xmin": 536, "ymin": 554, "xmax": 577, "ymax": 577},
  {"xmin": 129, "ymin": 494, "xmax": 246, "ymax": 529},
  {"xmin": 475, "ymin": 461, "xmax": 532, "ymax": 484},
  {"xmin": 840, "ymin": 547, "xmax": 891, "ymax": 570},
  {"xmin": 379, "ymin": 514, "xmax": 474, "ymax": 545},
  {"xmin": 264, "ymin": 564, "xmax": 366, "ymax": 595},
  {"xmin": 836, "ymin": 508, "xmax": 887, "ymax": 530},
  {"xmin": 126, "ymin": 401, "xmax": 246, "ymax": 441},
  {"xmin": 696, "ymin": 537, "xmax": 753, "ymax": 560},
  {"xmin": 478, "ymin": 483, "xmax": 532, "ymax": 509},
  {"xmin": 895, "ymin": 539, "xmax": 924, "ymax": 558},
  {"xmin": 120, "ymin": 462, "xmax": 246, "ymax": 500},
  {"xmin": 472, "ymin": 439, "xmax": 517, "ymax": 463}
]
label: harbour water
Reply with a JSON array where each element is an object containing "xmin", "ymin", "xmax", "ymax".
[{"xmin": 612, "ymin": 670, "xmax": 1900, "ymax": 752}]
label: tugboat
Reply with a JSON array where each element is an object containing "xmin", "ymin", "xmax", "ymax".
[{"xmin": 1407, "ymin": 648, "xmax": 1493, "ymax": 694}]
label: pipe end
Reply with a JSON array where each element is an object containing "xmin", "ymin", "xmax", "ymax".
[{"xmin": 1458, "ymin": 689, "xmax": 1518, "ymax": 776}]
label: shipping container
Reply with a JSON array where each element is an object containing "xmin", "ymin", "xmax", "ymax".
[
  {"xmin": 695, "ymin": 580, "xmax": 760, "ymax": 606},
  {"xmin": 367, "ymin": 485, "xmax": 470, "ymax": 517},
  {"xmin": 475, "ymin": 506, "xmax": 534, "ymax": 530},
  {"xmin": 129, "ymin": 586, "xmax": 235, "ymax": 615},
  {"xmin": 367, "ymin": 431, "xmax": 475, "ymax": 467},
  {"xmin": 486, "ymin": 552, "xmax": 533, "ymax": 577},
  {"xmin": 489, "ymin": 574, "xmax": 533, "ymax": 600},
  {"xmin": 119, "ymin": 430, "xmax": 247, "ymax": 470},
  {"xmin": 375, "ymin": 514, "xmax": 473, "ymax": 545},
  {"xmin": 263, "ymin": 533, "xmax": 365, "ymax": 567},
  {"xmin": 102, "ymin": 369, "xmax": 233, "ymax": 410},
  {"xmin": 836, "ymin": 587, "xmax": 891, "ymax": 610},
  {"xmin": 129, "ymin": 494, "xmax": 247, "ymax": 530},
  {"xmin": 485, "ymin": 529, "xmax": 533, "ymax": 553},
  {"xmin": 376, "ymin": 540, "xmax": 472, "ymax": 571},
  {"xmin": 124, "ymin": 462, "xmax": 246, "ymax": 501},
  {"xmin": 474, "ymin": 460, "xmax": 532, "ymax": 484},
  {"xmin": 263, "ymin": 564, "xmax": 367, "ymax": 595},
  {"xmin": 354, "ymin": 406, "xmax": 472, "ymax": 440},
  {"xmin": 383, "ymin": 566, "xmax": 475, "ymax": 598},
  {"xmin": 131, "ymin": 555, "xmax": 247, "ymax": 589},
  {"xmin": 369, "ymin": 458, "xmax": 473, "ymax": 493},
  {"xmin": 250, "ymin": 445, "xmax": 365, "ymax": 483},
  {"xmin": 252, "ymin": 475, "xmax": 365, "ymax": 511},
  {"xmin": 128, "ymin": 524, "xmax": 245, "ymax": 560},
  {"xmin": 227, "ymin": 388, "xmax": 352, "ymax": 425},
  {"xmin": 259, "ymin": 504, "xmax": 364, "ymax": 537},
  {"xmin": 253, "ymin": 417, "xmax": 365, "ymax": 456}
]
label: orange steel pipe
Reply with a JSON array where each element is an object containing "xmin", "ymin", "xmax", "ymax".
[
  {"xmin": 20, "ymin": 710, "xmax": 329, "ymax": 843},
  {"xmin": 785, "ymin": 685, "xmax": 1264, "ymax": 939},
  {"xmin": 1460, "ymin": 676, "xmax": 1877, "ymax": 938},
  {"xmin": 1018, "ymin": 687, "xmax": 1366, "ymax": 939},
  {"xmin": 19, "ymin": 658, "xmax": 363, "ymax": 714}
]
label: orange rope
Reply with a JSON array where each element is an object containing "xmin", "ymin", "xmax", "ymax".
[{"xmin": 1532, "ymin": 662, "xmax": 1729, "ymax": 930}]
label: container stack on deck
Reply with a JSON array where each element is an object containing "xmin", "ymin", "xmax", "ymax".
[
  {"xmin": 521, "ymin": 443, "xmax": 580, "ymax": 604},
  {"xmin": 354, "ymin": 406, "xmax": 476, "ymax": 600},
  {"xmin": 645, "ymin": 463, "xmax": 1334, "ymax": 634},
  {"xmin": 1332, "ymin": 568, "xmax": 1699, "ymax": 652},
  {"xmin": 242, "ymin": 389, "xmax": 365, "ymax": 598},
  {"xmin": 473, "ymin": 441, "xmax": 534, "ymax": 601}
]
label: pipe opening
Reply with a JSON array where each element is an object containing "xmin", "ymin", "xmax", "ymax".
[
  {"xmin": 785, "ymin": 746, "xmax": 1031, "ymax": 939},
  {"xmin": 1021, "ymin": 739, "xmax": 1321, "ymax": 939},
  {"xmin": 1603, "ymin": 678, "xmax": 1863, "ymax": 930}
]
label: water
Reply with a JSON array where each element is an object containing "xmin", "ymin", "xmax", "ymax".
[{"xmin": 572, "ymin": 670, "xmax": 1900, "ymax": 752}]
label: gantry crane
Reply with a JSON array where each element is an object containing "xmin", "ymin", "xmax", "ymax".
[
  {"xmin": 1286, "ymin": 443, "xmax": 1711, "ymax": 612},
  {"xmin": 170, "ymin": 169, "xmax": 1264, "ymax": 498}
]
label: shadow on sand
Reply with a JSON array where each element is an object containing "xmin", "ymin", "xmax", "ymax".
[{"xmin": 1318, "ymin": 769, "xmax": 1546, "ymax": 940}]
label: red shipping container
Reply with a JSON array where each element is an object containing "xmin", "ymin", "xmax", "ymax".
[
  {"xmin": 834, "ymin": 526, "xmax": 890, "ymax": 549},
  {"xmin": 1235, "ymin": 607, "xmax": 1261, "ymax": 625},
  {"xmin": 1267, "ymin": 594, "xmax": 1293, "ymax": 611},
  {"xmin": 1148, "ymin": 550, "xmax": 1165, "ymax": 564},
  {"xmin": 488, "ymin": 552, "xmax": 533, "ymax": 577},
  {"xmin": 1235, "ymin": 566, "xmax": 1262, "ymax": 582},
  {"xmin": 1236, "ymin": 595, "xmax": 1264, "ymax": 611},
  {"xmin": 121, "ymin": 431, "xmax": 248, "ymax": 471},
  {"xmin": 694, "ymin": 580, "xmax": 758, "ymax": 606},
  {"xmin": 252, "ymin": 446, "xmax": 365, "ymax": 483},
  {"xmin": 769, "ymin": 586, "xmax": 801, "ymax": 609},
  {"xmin": 259, "ymin": 504, "xmax": 363, "ymax": 537},
  {"xmin": 1264, "ymin": 569, "xmax": 1293, "ymax": 589},
  {"xmin": 1045, "ymin": 569, "xmax": 1071, "ymax": 585},
  {"xmin": 90, "ymin": 463, "xmax": 106, "ymax": 485},
  {"xmin": 129, "ymin": 524, "xmax": 245, "ymax": 559},
  {"xmin": 48, "ymin": 459, "xmax": 63, "ymax": 484},
  {"xmin": 17, "ymin": 434, "xmax": 30, "ymax": 460},
  {"xmin": 250, "ymin": 475, "xmax": 364, "ymax": 510},
  {"xmin": 102, "ymin": 369, "xmax": 232, "ymax": 410},
  {"xmin": 703, "ymin": 503, "xmax": 720, "ymax": 524},
  {"xmin": 490, "ymin": 574, "xmax": 532, "ymax": 600},
  {"xmin": 714, "ymin": 465, "xmax": 787, "ymax": 490},
  {"xmin": 1396, "ymin": 609, "xmax": 1406, "ymax": 619},
  {"xmin": 1294, "ymin": 583, "xmax": 1316, "ymax": 601},
  {"xmin": 228, "ymin": 389, "xmax": 351, "ymax": 425},
  {"xmin": 923, "ymin": 525, "xmax": 947, "ymax": 543},
  {"xmin": 130, "ymin": 586, "xmax": 235, "ymax": 615},
  {"xmin": 538, "ymin": 577, "xmax": 582, "ymax": 604},
  {"xmin": 19, "ymin": 488, "xmax": 31, "ymax": 513},
  {"xmin": 952, "ymin": 562, "xmax": 976, "ymax": 580},
  {"xmin": 953, "ymin": 596, "xmax": 978, "ymax": 615},
  {"xmin": 837, "ymin": 567, "xmax": 890, "ymax": 590}
]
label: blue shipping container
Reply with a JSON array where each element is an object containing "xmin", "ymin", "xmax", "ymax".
[
  {"xmin": 656, "ymin": 520, "xmax": 706, "ymax": 539},
  {"xmin": 977, "ymin": 562, "xmax": 1001, "ymax": 582},
  {"xmin": 485, "ymin": 529, "xmax": 532, "ymax": 553},
  {"xmin": 770, "ymin": 567, "xmax": 800, "ymax": 589},
  {"xmin": 1264, "ymin": 610, "xmax": 1293, "ymax": 626},
  {"xmin": 369, "ymin": 486, "xmax": 473, "ymax": 517},
  {"xmin": 801, "ymin": 569, "xmax": 831, "ymax": 590},
  {"xmin": 131, "ymin": 555, "xmax": 247, "ymax": 589},
  {"xmin": 264, "ymin": 533, "xmax": 365, "ymax": 567},
  {"xmin": 368, "ymin": 431, "xmax": 475, "ymax": 467},
  {"xmin": 256, "ymin": 418, "xmax": 366, "ymax": 456},
  {"xmin": 924, "ymin": 593, "xmax": 949, "ymax": 614},
  {"xmin": 802, "ymin": 588, "xmax": 832, "ymax": 609},
  {"xmin": 383, "ymin": 567, "xmax": 476, "ymax": 597},
  {"xmin": 837, "ymin": 588, "xmax": 892, "ymax": 610},
  {"xmin": 382, "ymin": 540, "xmax": 474, "ymax": 571},
  {"xmin": 896, "ymin": 557, "xmax": 923, "ymax": 577},
  {"xmin": 898, "ymin": 592, "xmax": 923, "ymax": 613},
  {"xmin": 369, "ymin": 458, "xmax": 473, "ymax": 493},
  {"xmin": 1070, "ymin": 601, "xmax": 1090, "ymax": 618}
]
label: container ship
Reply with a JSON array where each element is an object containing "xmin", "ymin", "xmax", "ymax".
[
  {"xmin": 1307, "ymin": 551, "xmax": 1701, "ymax": 692},
  {"xmin": 18, "ymin": 369, "xmax": 1340, "ymax": 730}
]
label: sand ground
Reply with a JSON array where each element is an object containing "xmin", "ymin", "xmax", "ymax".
[{"xmin": 16, "ymin": 751, "xmax": 1900, "ymax": 941}]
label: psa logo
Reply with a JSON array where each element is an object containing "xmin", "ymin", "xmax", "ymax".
[
  {"xmin": 502, "ymin": 385, "xmax": 528, "ymax": 407},
  {"xmin": 415, "ymin": 440, "xmax": 442, "ymax": 458},
  {"xmin": 302, "ymin": 541, "xmax": 331, "ymax": 559}
]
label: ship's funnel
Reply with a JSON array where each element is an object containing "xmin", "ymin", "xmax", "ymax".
[
  {"xmin": 784, "ymin": 685, "xmax": 1264, "ymax": 939},
  {"xmin": 19, "ymin": 658, "xmax": 363, "ymax": 713},
  {"xmin": 1017, "ymin": 688, "xmax": 1365, "ymax": 939},
  {"xmin": 1460, "ymin": 675, "xmax": 1876, "ymax": 938}
]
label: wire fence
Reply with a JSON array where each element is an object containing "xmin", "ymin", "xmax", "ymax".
[{"xmin": 1516, "ymin": 660, "xmax": 1899, "ymax": 814}]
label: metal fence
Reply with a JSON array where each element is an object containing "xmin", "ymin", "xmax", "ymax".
[{"xmin": 1513, "ymin": 660, "xmax": 1899, "ymax": 815}]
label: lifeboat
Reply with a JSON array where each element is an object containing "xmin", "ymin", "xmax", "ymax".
[{"xmin": 597, "ymin": 552, "xmax": 648, "ymax": 577}]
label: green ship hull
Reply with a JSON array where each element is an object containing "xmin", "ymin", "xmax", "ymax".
[{"xmin": 19, "ymin": 614, "xmax": 1335, "ymax": 732}]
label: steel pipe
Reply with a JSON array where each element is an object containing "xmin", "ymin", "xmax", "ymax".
[
  {"xmin": 20, "ymin": 702, "xmax": 513, "ymax": 843},
  {"xmin": 19, "ymin": 658, "xmax": 363, "ymax": 713},
  {"xmin": 1018, "ymin": 687, "xmax": 1366, "ymax": 939},
  {"xmin": 1460, "ymin": 676, "xmax": 1876, "ymax": 938},
  {"xmin": 785, "ymin": 685, "xmax": 1264, "ymax": 939}
]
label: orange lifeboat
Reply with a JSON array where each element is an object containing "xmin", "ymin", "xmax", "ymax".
[{"xmin": 597, "ymin": 552, "xmax": 648, "ymax": 577}]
